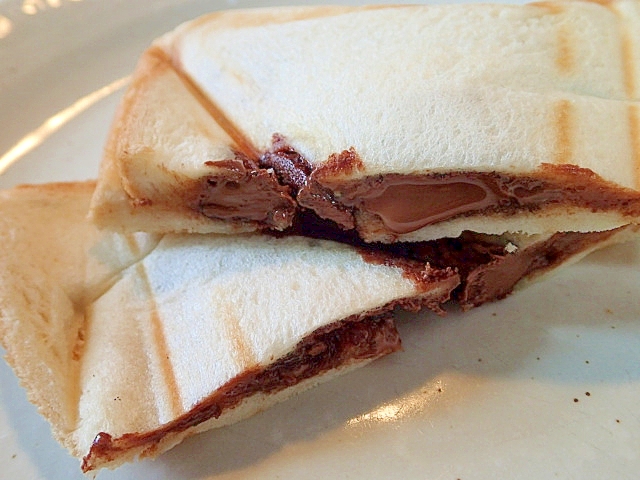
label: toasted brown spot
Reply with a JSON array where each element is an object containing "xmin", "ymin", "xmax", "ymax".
[
  {"xmin": 553, "ymin": 99, "xmax": 574, "ymax": 164},
  {"xmin": 556, "ymin": 25, "xmax": 575, "ymax": 74},
  {"xmin": 314, "ymin": 148, "xmax": 364, "ymax": 180},
  {"xmin": 132, "ymin": 198, "xmax": 152, "ymax": 208},
  {"xmin": 124, "ymin": 234, "xmax": 141, "ymax": 257},
  {"xmin": 621, "ymin": 33, "xmax": 636, "ymax": 98},
  {"xmin": 71, "ymin": 322, "xmax": 86, "ymax": 362},
  {"xmin": 220, "ymin": 304, "xmax": 257, "ymax": 371},
  {"xmin": 136, "ymin": 263, "xmax": 182, "ymax": 418},
  {"xmin": 607, "ymin": 0, "xmax": 636, "ymax": 98},
  {"xmin": 630, "ymin": 105, "xmax": 640, "ymax": 189},
  {"xmin": 530, "ymin": 1, "xmax": 565, "ymax": 15},
  {"xmin": 150, "ymin": 312, "xmax": 182, "ymax": 416},
  {"xmin": 584, "ymin": 0, "xmax": 616, "ymax": 7}
]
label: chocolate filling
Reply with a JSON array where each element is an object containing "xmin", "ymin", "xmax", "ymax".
[
  {"xmin": 187, "ymin": 138, "xmax": 633, "ymax": 308},
  {"xmin": 188, "ymin": 137, "xmax": 637, "ymax": 308},
  {"xmin": 325, "ymin": 164, "xmax": 640, "ymax": 235},
  {"xmin": 376, "ymin": 228, "xmax": 623, "ymax": 309},
  {"xmin": 284, "ymin": 212, "xmax": 624, "ymax": 309},
  {"xmin": 196, "ymin": 156, "xmax": 296, "ymax": 230},
  {"xmin": 82, "ymin": 313, "xmax": 401, "ymax": 472},
  {"xmin": 457, "ymin": 229, "xmax": 619, "ymax": 309},
  {"xmin": 194, "ymin": 137, "xmax": 640, "ymax": 236}
]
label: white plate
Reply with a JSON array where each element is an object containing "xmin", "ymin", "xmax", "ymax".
[{"xmin": 1, "ymin": 1, "xmax": 640, "ymax": 479}]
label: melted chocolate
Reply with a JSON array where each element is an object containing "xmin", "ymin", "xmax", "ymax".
[
  {"xmin": 355, "ymin": 177, "xmax": 497, "ymax": 233},
  {"xmin": 193, "ymin": 138, "xmax": 640, "ymax": 238},
  {"xmin": 197, "ymin": 156, "xmax": 296, "ymax": 230},
  {"xmin": 457, "ymin": 228, "xmax": 620, "ymax": 309},
  {"xmin": 364, "ymin": 228, "xmax": 623, "ymax": 309},
  {"xmin": 328, "ymin": 167, "xmax": 640, "ymax": 234}
]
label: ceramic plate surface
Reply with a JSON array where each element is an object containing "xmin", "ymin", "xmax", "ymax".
[{"xmin": 1, "ymin": 1, "xmax": 639, "ymax": 479}]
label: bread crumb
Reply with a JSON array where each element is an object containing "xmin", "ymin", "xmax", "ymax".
[{"xmin": 504, "ymin": 242, "xmax": 518, "ymax": 254}]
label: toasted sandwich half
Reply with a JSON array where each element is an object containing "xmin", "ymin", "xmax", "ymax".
[
  {"xmin": 91, "ymin": 1, "xmax": 640, "ymax": 243},
  {"xmin": 0, "ymin": 182, "xmax": 457, "ymax": 472}
]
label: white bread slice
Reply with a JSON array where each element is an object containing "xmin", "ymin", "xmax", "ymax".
[
  {"xmin": 0, "ymin": 182, "xmax": 160, "ymax": 452},
  {"xmin": 91, "ymin": 1, "xmax": 640, "ymax": 241},
  {"xmin": 91, "ymin": 49, "xmax": 255, "ymax": 235},
  {"xmin": 0, "ymin": 182, "xmax": 457, "ymax": 472}
]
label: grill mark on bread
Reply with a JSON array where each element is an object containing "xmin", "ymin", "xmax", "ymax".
[
  {"xmin": 220, "ymin": 304, "xmax": 257, "ymax": 371},
  {"xmin": 124, "ymin": 234, "xmax": 141, "ymax": 257},
  {"xmin": 538, "ymin": 0, "xmax": 575, "ymax": 74},
  {"xmin": 135, "ymin": 263, "xmax": 183, "ymax": 419},
  {"xmin": 556, "ymin": 24, "xmax": 575, "ymax": 74},
  {"xmin": 630, "ymin": 105, "xmax": 640, "ymax": 189},
  {"xmin": 529, "ymin": 2, "xmax": 565, "ymax": 15},
  {"xmin": 619, "ymin": 24, "xmax": 639, "ymax": 189},
  {"xmin": 600, "ymin": 0, "xmax": 636, "ymax": 100},
  {"xmin": 148, "ymin": 48, "xmax": 259, "ymax": 161},
  {"xmin": 82, "ymin": 314, "xmax": 401, "ymax": 472},
  {"xmin": 587, "ymin": 0, "xmax": 617, "ymax": 7},
  {"xmin": 621, "ymin": 32, "xmax": 637, "ymax": 98},
  {"xmin": 609, "ymin": 2, "xmax": 640, "ymax": 187},
  {"xmin": 553, "ymin": 99, "xmax": 574, "ymax": 164}
]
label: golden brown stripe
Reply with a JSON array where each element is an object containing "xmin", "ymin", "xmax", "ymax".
[
  {"xmin": 556, "ymin": 25, "xmax": 575, "ymax": 75},
  {"xmin": 621, "ymin": 32, "xmax": 637, "ymax": 99},
  {"xmin": 148, "ymin": 48, "xmax": 259, "ymax": 161},
  {"xmin": 583, "ymin": 0, "xmax": 615, "ymax": 6},
  {"xmin": 173, "ymin": 66, "xmax": 260, "ymax": 160},
  {"xmin": 608, "ymin": 1, "xmax": 640, "ymax": 186},
  {"xmin": 185, "ymin": 5, "xmax": 389, "ymax": 31},
  {"xmin": 605, "ymin": 0, "xmax": 636, "ymax": 98},
  {"xmin": 630, "ymin": 105, "xmax": 640, "ymax": 189},
  {"xmin": 125, "ymin": 234, "xmax": 141, "ymax": 257},
  {"xmin": 135, "ymin": 263, "xmax": 183, "ymax": 418},
  {"xmin": 530, "ymin": 1, "xmax": 565, "ymax": 15},
  {"xmin": 553, "ymin": 99, "xmax": 574, "ymax": 164},
  {"xmin": 220, "ymin": 303, "xmax": 257, "ymax": 371},
  {"xmin": 530, "ymin": 3, "xmax": 573, "ymax": 74}
]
